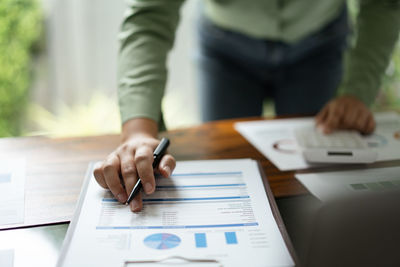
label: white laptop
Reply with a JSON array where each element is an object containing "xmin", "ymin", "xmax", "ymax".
[{"xmin": 294, "ymin": 127, "xmax": 378, "ymax": 164}]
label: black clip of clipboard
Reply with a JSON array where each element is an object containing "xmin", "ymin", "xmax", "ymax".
[{"xmin": 123, "ymin": 255, "xmax": 222, "ymax": 266}]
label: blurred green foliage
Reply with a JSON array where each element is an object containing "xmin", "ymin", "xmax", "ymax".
[
  {"xmin": 376, "ymin": 42, "xmax": 400, "ymax": 111},
  {"xmin": 0, "ymin": 0, "xmax": 41, "ymax": 137}
]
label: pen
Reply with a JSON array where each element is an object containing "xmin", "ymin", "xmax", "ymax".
[{"xmin": 125, "ymin": 137, "xmax": 170, "ymax": 205}]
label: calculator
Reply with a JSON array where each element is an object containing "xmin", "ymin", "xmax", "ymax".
[{"xmin": 294, "ymin": 127, "xmax": 378, "ymax": 164}]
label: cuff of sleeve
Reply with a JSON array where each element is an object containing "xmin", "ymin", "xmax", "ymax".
[
  {"xmin": 338, "ymin": 80, "xmax": 379, "ymax": 107},
  {"xmin": 118, "ymin": 85, "xmax": 163, "ymax": 125}
]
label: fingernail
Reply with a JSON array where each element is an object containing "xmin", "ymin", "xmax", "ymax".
[
  {"xmin": 131, "ymin": 199, "xmax": 140, "ymax": 212},
  {"xmin": 163, "ymin": 166, "xmax": 171, "ymax": 177},
  {"xmin": 117, "ymin": 193, "xmax": 127, "ymax": 203},
  {"xmin": 144, "ymin": 183, "xmax": 153, "ymax": 194}
]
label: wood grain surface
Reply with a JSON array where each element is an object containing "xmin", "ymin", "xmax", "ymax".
[{"xmin": 1, "ymin": 117, "xmax": 399, "ymax": 230}]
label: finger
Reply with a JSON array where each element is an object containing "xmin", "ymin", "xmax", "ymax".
[
  {"xmin": 130, "ymin": 192, "xmax": 143, "ymax": 212},
  {"xmin": 120, "ymin": 150, "xmax": 144, "ymax": 212},
  {"xmin": 103, "ymin": 154, "xmax": 127, "ymax": 203},
  {"xmin": 365, "ymin": 116, "xmax": 376, "ymax": 134},
  {"xmin": 135, "ymin": 145, "xmax": 156, "ymax": 195},
  {"xmin": 323, "ymin": 107, "xmax": 340, "ymax": 134},
  {"xmin": 94, "ymin": 163, "xmax": 108, "ymax": 189},
  {"xmin": 119, "ymin": 152, "xmax": 138, "ymax": 196},
  {"xmin": 315, "ymin": 106, "xmax": 328, "ymax": 126},
  {"xmin": 158, "ymin": 154, "xmax": 176, "ymax": 178},
  {"xmin": 355, "ymin": 112, "xmax": 369, "ymax": 134},
  {"xmin": 343, "ymin": 108, "xmax": 360, "ymax": 130},
  {"xmin": 328, "ymin": 104, "xmax": 346, "ymax": 130},
  {"xmin": 335, "ymin": 104, "xmax": 345, "ymax": 121}
]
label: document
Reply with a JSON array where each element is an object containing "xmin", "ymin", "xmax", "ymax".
[
  {"xmin": 235, "ymin": 112, "xmax": 400, "ymax": 171},
  {"xmin": 296, "ymin": 166, "xmax": 400, "ymax": 201},
  {"xmin": 0, "ymin": 158, "xmax": 25, "ymax": 225},
  {"xmin": 58, "ymin": 159, "xmax": 295, "ymax": 267}
]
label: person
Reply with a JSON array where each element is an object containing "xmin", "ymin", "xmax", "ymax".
[{"xmin": 94, "ymin": 0, "xmax": 400, "ymax": 212}]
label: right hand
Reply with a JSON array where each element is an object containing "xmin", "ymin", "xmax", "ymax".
[
  {"xmin": 315, "ymin": 95, "xmax": 376, "ymax": 134},
  {"xmin": 93, "ymin": 119, "xmax": 176, "ymax": 212}
]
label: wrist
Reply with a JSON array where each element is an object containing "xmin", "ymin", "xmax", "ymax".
[
  {"xmin": 339, "ymin": 94, "xmax": 366, "ymax": 105},
  {"xmin": 121, "ymin": 118, "xmax": 158, "ymax": 142}
]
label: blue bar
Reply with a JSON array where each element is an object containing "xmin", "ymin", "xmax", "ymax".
[
  {"xmin": 156, "ymin": 183, "xmax": 246, "ymax": 189},
  {"xmin": 102, "ymin": 198, "xmax": 118, "ymax": 202},
  {"xmin": 96, "ymin": 222, "xmax": 258, "ymax": 230},
  {"xmin": 225, "ymin": 232, "xmax": 238, "ymax": 244},
  {"xmin": 143, "ymin": 196, "xmax": 250, "ymax": 202},
  {"xmin": 195, "ymin": 233, "xmax": 207, "ymax": 248},
  {"xmin": 103, "ymin": 196, "xmax": 250, "ymax": 202},
  {"xmin": 171, "ymin": 171, "xmax": 242, "ymax": 177}
]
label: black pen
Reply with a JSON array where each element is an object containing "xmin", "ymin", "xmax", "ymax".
[{"xmin": 125, "ymin": 137, "xmax": 170, "ymax": 205}]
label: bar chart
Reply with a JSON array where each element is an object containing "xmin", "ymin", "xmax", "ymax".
[{"xmin": 97, "ymin": 171, "xmax": 257, "ymax": 230}]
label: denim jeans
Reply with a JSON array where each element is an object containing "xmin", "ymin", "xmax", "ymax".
[{"xmin": 196, "ymin": 7, "xmax": 349, "ymax": 122}]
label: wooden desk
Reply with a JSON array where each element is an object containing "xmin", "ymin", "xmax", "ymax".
[
  {"xmin": 3, "ymin": 117, "xmax": 399, "ymax": 230},
  {"xmin": 0, "ymin": 117, "xmax": 306, "ymax": 230}
]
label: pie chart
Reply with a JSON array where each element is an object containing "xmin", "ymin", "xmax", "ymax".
[{"xmin": 143, "ymin": 233, "xmax": 181, "ymax": 250}]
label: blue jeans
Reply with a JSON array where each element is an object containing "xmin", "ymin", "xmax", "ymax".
[{"xmin": 197, "ymin": 7, "xmax": 349, "ymax": 122}]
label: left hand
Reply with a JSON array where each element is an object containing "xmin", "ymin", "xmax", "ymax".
[{"xmin": 315, "ymin": 95, "xmax": 376, "ymax": 134}]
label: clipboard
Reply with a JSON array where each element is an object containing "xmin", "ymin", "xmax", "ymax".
[
  {"xmin": 257, "ymin": 162, "xmax": 299, "ymax": 265},
  {"xmin": 57, "ymin": 160, "xmax": 297, "ymax": 266},
  {"xmin": 57, "ymin": 162, "xmax": 95, "ymax": 267}
]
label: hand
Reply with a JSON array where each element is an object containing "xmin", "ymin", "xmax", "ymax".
[
  {"xmin": 315, "ymin": 95, "xmax": 375, "ymax": 134},
  {"xmin": 93, "ymin": 119, "xmax": 176, "ymax": 212}
]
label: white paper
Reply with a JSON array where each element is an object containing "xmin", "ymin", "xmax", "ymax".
[
  {"xmin": 296, "ymin": 166, "xmax": 400, "ymax": 201},
  {"xmin": 0, "ymin": 249, "xmax": 14, "ymax": 267},
  {"xmin": 58, "ymin": 159, "xmax": 294, "ymax": 267},
  {"xmin": 235, "ymin": 112, "xmax": 400, "ymax": 170},
  {"xmin": 0, "ymin": 158, "xmax": 26, "ymax": 225}
]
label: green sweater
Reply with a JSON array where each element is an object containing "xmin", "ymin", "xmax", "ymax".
[{"xmin": 118, "ymin": 0, "xmax": 400, "ymax": 124}]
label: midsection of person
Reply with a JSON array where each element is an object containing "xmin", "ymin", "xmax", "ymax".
[
  {"xmin": 203, "ymin": 0, "xmax": 346, "ymax": 42},
  {"xmin": 198, "ymin": 1, "xmax": 349, "ymax": 121}
]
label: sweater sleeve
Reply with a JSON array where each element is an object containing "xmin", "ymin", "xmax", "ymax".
[
  {"xmin": 340, "ymin": 0, "xmax": 400, "ymax": 106},
  {"xmin": 118, "ymin": 0, "xmax": 185, "ymax": 124}
]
